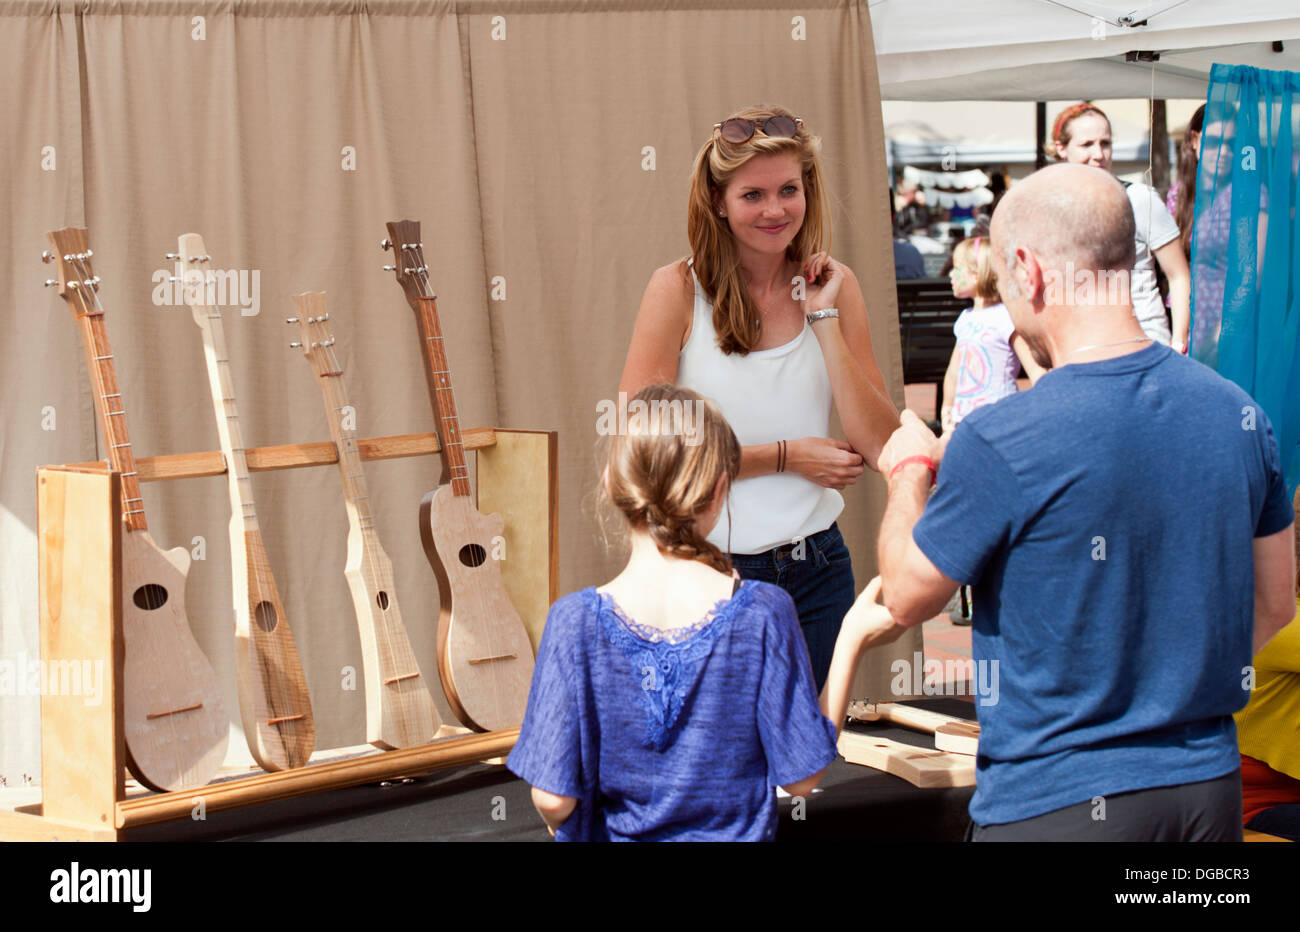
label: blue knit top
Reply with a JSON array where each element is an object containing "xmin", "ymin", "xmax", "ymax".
[{"xmin": 507, "ymin": 579, "xmax": 839, "ymax": 841}]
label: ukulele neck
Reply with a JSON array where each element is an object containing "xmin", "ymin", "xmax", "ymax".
[
  {"xmin": 76, "ymin": 309, "xmax": 148, "ymax": 533},
  {"xmin": 192, "ymin": 305, "xmax": 260, "ymax": 532},
  {"xmin": 413, "ymin": 296, "xmax": 470, "ymax": 497},
  {"xmin": 315, "ymin": 365, "xmax": 380, "ymax": 536}
]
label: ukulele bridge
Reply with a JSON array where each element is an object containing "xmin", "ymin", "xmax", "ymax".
[
  {"xmin": 266, "ymin": 714, "xmax": 306, "ymax": 726},
  {"xmin": 468, "ymin": 652, "xmax": 518, "ymax": 666},
  {"xmin": 146, "ymin": 702, "xmax": 204, "ymax": 720}
]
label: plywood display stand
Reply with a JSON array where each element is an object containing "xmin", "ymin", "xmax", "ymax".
[{"xmin": 0, "ymin": 427, "xmax": 556, "ymax": 841}]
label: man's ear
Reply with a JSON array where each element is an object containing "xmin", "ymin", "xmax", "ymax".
[{"xmin": 1016, "ymin": 247, "xmax": 1047, "ymax": 306}]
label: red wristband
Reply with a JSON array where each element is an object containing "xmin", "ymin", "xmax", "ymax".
[{"xmin": 889, "ymin": 455, "xmax": 937, "ymax": 486}]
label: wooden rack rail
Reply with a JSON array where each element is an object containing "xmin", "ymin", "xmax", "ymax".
[{"xmin": 1, "ymin": 427, "xmax": 556, "ymax": 841}]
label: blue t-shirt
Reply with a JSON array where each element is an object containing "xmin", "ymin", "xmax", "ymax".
[
  {"xmin": 913, "ymin": 343, "xmax": 1294, "ymax": 826},
  {"xmin": 506, "ymin": 579, "xmax": 839, "ymax": 841}
]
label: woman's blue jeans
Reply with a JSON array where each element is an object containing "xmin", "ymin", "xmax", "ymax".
[{"xmin": 729, "ymin": 522, "xmax": 855, "ymax": 694}]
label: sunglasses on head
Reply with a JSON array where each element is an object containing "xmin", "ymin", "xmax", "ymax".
[{"xmin": 713, "ymin": 115, "xmax": 803, "ymax": 144}]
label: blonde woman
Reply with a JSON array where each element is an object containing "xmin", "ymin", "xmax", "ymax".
[{"xmin": 618, "ymin": 105, "xmax": 899, "ymax": 690}]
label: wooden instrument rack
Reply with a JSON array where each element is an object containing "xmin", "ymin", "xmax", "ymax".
[{"xmin": 1, "ymin": 426, "xmax": 557, "ymax": 841}]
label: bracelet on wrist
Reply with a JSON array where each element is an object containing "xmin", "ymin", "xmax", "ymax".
[
  {"xmin": 889, "ymin": 455, "xmax": 937, "ymax": 486},
  {"xmin": 805, "ymin": 307, "xmax": 839, "ymax": 325}
]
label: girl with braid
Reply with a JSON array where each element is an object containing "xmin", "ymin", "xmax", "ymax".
[{"xmin": 508, "ymin": 384, "xmax": 903, "ymax": 841}]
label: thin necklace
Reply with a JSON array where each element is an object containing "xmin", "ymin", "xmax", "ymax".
[{"xmin": 1069, "ymin": 335, "xmax": 1152, "ymax": 357}]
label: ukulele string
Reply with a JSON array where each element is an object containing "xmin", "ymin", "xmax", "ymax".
[
  {"xmin": 194, "ymin": 259, "xmax": 289, "ymax": 741},
  {"xmin": 407, "ymin": 243, "xmax": 503, "ymax": 711},
  {"xmin": 69, "ymin": 245, "xmax": 180, "ymax": 772},
  {"xmin": 70, "ymin": 249, "xmax": 157, "ymax": 616},
  {"xmin": 317, "ymin": 315, "xmax": 407, "ymax": 722}
]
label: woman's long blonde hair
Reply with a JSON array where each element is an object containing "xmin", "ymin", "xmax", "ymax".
[
  {"xmin": 686, "ymin": 104, "xmax": 832, "ymax": 355},
  {"xmin": 603, "ymin": 384, "xmax": 741, "ymax": 575}
]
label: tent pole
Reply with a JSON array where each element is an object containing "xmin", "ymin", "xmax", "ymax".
[{"xmin": 1035, "ymin": 102, "xmax": 1047, "ymax": 170}]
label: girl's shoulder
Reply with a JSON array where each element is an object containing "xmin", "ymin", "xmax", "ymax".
[
  {"xmin": 734, "ymin": 579, "xmax": 800, "ymax": 633},
  {"xmin": 543, "ymin": 588, "xmax": 602, "ymax": 641}
]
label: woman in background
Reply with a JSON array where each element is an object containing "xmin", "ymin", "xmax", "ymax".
[{"xmin": 1051, "ymin": 102, "xmax": 1191, "ymax": 353}]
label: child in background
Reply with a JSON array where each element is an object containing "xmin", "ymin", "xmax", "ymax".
[
  {"xmin": 941, "ymin": 235, "xmax": 1042, "ymax": 434},
  {"xmin": 940, "ymin": 236, "xmax": 1041, "ymax": 625},
  {"xmin": 508, "ymin": 384, "xmax": 902, "ymax": 841}
]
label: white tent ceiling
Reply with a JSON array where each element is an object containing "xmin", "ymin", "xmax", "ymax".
[{"xmin": 872, "ymin": 0, "xmax": 1300, "ymax": 100}]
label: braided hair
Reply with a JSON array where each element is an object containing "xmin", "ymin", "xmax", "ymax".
[{"xmin": 604, "ymin": 384, "xmax": 741, "ymax": 575}]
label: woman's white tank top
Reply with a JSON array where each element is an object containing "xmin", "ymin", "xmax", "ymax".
[{"xmin": 677, "ymin": 264, "xmax": 843, "ymax": 555}]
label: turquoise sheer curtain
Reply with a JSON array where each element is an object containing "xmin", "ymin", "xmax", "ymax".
[{"xmin": 1190, "ymin": 63, "xmax": 1300, "ymax": 497}]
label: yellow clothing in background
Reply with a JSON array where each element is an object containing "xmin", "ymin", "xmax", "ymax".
[{"xmin": 1236, "ymin": 601, "xmax": 1300, "ymax": 780}]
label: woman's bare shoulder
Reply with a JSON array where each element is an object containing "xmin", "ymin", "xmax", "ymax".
[
  {"xmin": 639, "ymin": 259, "xmax": 697, "ymax": 349},
  {"xmin": 646, "ymin": 258, "xmax": 695, "ymax": 300}
]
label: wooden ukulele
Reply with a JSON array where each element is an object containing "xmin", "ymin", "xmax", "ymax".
[
  {"xmin": 44, "ymin": 227, "xmax": 229, "ymax": 791},
  {"xmin": 289, "ymin": 294, "xmax": 440, "ymax": 749},
  {"xmin": 382, "ymin": 221, "xmax": 534, "ymax": 732},
  {"xmin": 177, "ymin": 233, "xmax": 314, "ymax": 771}
]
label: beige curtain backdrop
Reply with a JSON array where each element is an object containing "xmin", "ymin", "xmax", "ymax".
[{"xmin": 0, "ymin": 0, "xmax": 917, "ymax": 780}]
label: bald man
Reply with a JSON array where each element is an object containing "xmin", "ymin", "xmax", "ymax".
[{"xmin": 868, "ymin": 163, "xmax": 1296, "ymax": 841}]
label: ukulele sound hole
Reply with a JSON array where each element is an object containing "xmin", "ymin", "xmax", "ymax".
[
  {"xmin": 132, "ymin": 584, "xmax": 169, "ymax": 611},
  {"xmin": 376, "ymin": 591, "xmax": 390, "ymax": 611},
  {"xmin": 459, "ymin": 543, "xmax": 487, "ymax": 568},
  {"xmin": 254, "ymin": 600, "xmax": 278, "ymax": 633}
]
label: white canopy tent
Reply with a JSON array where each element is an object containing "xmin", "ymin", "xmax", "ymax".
[{"xmin": 872, "ymin": 0, "xmax": 1300, "ymax": 101}]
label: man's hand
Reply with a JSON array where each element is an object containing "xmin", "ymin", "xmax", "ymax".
[{"xmin": 877, "ymin": 409, "xmax": 941, "ymax": 476}]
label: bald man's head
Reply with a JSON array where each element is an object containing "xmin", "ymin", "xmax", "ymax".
[{"xmin": 991, "ymin": 163, "xmax": 1135, "ymax": 301}]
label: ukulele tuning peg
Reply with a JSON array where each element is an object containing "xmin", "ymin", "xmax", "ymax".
[
  {"xmin": 381, "ymin": 238, "xmax": 392, "ymax": 251},
  {"xmin": 322, "ymin": 313, "xmax": 329, "ymax": 321},
  {"xmin": 322, "ymin": 339, "xmax": 335, "ymax": 347},
  {"xmin": 289, "ymin": 341, "xmax": 302, "ymax": 348},
  {"xmin": 43, "ymin": 279, "xmax": 58, "ymax": 287},
  {"xmin": 41, "ymin": 250, "xmax": 53, "ymax": 264},
  {"xmin": 164, "ymin": 252, "xmax": 179, "ymax": 260},
  {"xmin": 169, "ymin": 276, "xmax": 180, "ymax": 283},
  {"xmin": 285, "ymin": 316, "xmax": 299, "ymax": 324},
  {"xmin": 92, "ymin": 276, "xmax": 101, "ymax": 285},
  {"xmin": 382, "ymin": 265, "xmax": 396, "ymax": 272},
  {"xmin": 85, "ymin": 249, "xmax": 93, "ymax": 258}
]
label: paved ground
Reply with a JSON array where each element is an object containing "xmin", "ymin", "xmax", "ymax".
[{"xmin": 903, "ymin": 382, "xmax": 974, "ymax": 693}]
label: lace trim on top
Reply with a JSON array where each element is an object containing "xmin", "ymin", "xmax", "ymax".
[{"xmin": 594, "ymin": 584, "xmax": 748, "ymax": 752}]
